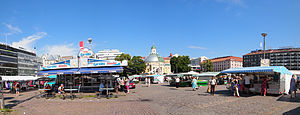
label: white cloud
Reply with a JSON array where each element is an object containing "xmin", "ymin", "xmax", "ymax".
[
  {"xmin": 45, "ymin": 44, "xmax": 77, "ymax": 56},
  {"xmin": 188, "ymin": 46, "xmax": 207, "ymax": 50},
  {"xmin": 3, "ymin": 23, "xmax": 22, "ymax": 35},
  {"xmin": 12, "ymin": 32, "xmax": 47, "ymax": 51}
]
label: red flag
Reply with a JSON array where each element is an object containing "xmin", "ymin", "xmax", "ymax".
[{"xmin": 79, "ymin": 41, "xmax": 84, "ymax": 51}]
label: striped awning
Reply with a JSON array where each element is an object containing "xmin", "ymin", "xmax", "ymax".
[{"xmin": 221, "ymin": 66, "xmax": 292, "ymax": 75}]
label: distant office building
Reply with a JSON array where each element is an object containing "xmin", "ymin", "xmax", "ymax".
[
  {"xmin": 95, "ymin": 49, "xmax": 123, "ymax": 60},
  {"xmin": 190, "ymin": 56, "xmax": 209, "ymax": 72},
  {"xmin": 243, "ymin": 48, "xmax": 300, "ymax": 70},
  {"xmin": 210, "ymin": 56, "xmax": 243, "ymax": 72},
  {"xmin": 0, "ymin": 43, "xmax": 38, "ymax": 76}
]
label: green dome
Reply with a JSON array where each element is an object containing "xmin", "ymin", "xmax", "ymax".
[{"xmin": 151, "ymin": 45, "xmax": 156, "ymax": 49}]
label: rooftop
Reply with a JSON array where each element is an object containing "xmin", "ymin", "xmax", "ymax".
[
  {"xmin": 211, "ymin": 56, "xmax": 243, "ymax": 63},
  {"xmin": 244, "ymin": 48, "xmax": 300, "ymax": 56}
]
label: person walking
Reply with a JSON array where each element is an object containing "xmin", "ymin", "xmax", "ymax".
[
  {"xmin": 125, "ymin": 78, "xmax": 130, "ymax": 94},
  {"xmin": 175, "ymin": 77, "xmax": 180, "ymax": 88},
  {"xmin": 233, "ymin": 76, "xmax": 240, "ymax": 97},
  {"xmin": 261, "ymin": 77, "xmax": 268, "ymax": 96},
  {"xmin": 209, "ymin": 76, "xmax": 217, "ymax": 96},
  {"xmin": 290, "ymin": 75, "xmax": 297, "ymax": 98},
  {"xmin": 191, "ymin": 77, "xmax": 198, "ymax": 91}
]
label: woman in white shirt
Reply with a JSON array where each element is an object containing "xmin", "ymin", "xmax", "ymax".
[{"xmin": 209, "ymin": 76, "xmax": 217, "ymax": 96}]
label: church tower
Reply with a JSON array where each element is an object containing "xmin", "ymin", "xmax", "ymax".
[{"xmin": 151, "ymin": 45, "xmax": 156, "ymax": 54}]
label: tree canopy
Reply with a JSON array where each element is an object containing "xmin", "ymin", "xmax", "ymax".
[
  {"xmin": 202, "ymin": 59, "xmax": 214, "ymax": 72},
  {"xmin": 170, "ymin": 56, "xmax": 191, "ymax": 73},
  {"xmin": 115, "ymin": 53, "xmax": 146, "ymax": 75},
  {"xmin": 115, "ymin": 53, "xmax": 131, "ymax": 62}
]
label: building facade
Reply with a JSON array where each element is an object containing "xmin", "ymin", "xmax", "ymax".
[
  {"xmin": 95, "ymin": 49, "xmax": 123, "ymax": 60},
  {"xmin": 210, "ymin": 56, "xmax": 243, "ymax": 72},
  {"xmin": 144, "ymin": 45, "xmax": 171, "ymax": 75},
  {"xmin": 190, "ymin": 56, "xmax": 209, "ymax": 72},
  {"xmin": 0, "ymin": 43, "xmax": 37, "ymax": 76},
  {"xmin": 243, "ymin": 48, "xmax": 300, "ymax": 70}
]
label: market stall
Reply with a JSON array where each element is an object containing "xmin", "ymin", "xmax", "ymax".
[{"xmin": 221, "ymin": 66, "xmax": 292, "ymax": 94}]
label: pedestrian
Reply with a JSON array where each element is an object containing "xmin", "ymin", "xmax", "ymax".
[
  {"xmin": 115, "ymin": 78, "xmax": 121, "ymax": 94},
  {"xmin": 191, "ymin": 77, "xmax": 198, "ymax": 91},
  {"xmin": 147, "ymin": 77, "xmax": 151, "ymax": 87},
  {"xmin": 125, "ymin": 78, "xmax": 130, "ymax": 94},
  {"xmin": 15, "ymin": 82, "xmax": 20, "ymax": 96},
  {"xmin": 58, "ymin": 84, "xmax": 66, "ymax": 99},
  {"xmin": 244, "ymin": 74, "xmax": 251, "ymax": 94},
  {"xmin": 175, "ymin": 77, "xmax": 180, "ymax": 88},
  {"xmin": 290, "ymin": 75, "xmax": 297, "ymax": 98},
  {"xmin": 145, "ymin": 77, "xmax": 148, "ymax": 86},
  {"xmin": 261, "ymin": 77, "xmax": 268, "ymax": 96},
  {"xmin": 233, "ymin": 76, "xmax": 240, "ymax": 97},
  {"xmin": 209, "ymin": 76, "xmax": 217, "ymax": 96}
]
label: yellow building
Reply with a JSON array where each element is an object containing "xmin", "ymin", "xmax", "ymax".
[{"xmin": 144, "ymin": 45, "xmax": 171, "ymax": 75}]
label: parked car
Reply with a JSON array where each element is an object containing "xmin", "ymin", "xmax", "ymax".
[{"xmin": 129, "ymin": 80, "xmax": 136, "ymax": 89}]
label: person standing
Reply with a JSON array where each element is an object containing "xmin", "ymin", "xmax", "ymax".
[
  {"xmin": 233, "ymin": 76, "xmax": 240, "ymax": 97},
  {"xmin": 191, "ymin": 77, "xmax": 198, "ymax": 91},
  {"xmin": 261, "ymin": 77, "xmax": 268, "ymax": 96},
  {"xmin": 125, "ymin": 78, "xmax": 130, "ymax": 94},
  {"xmin": 145, "ymin": 77, "xmax": 148, "ymax": 86},
  {"xmin": 175, "ymin": 77, "xmax": 180, "ymax": 88},
  {"xmin": 244, "ymin": 74, "xmax": 251, "ymax": 94},
  {"xmin": 147, "ymin": 77, "xmax": 151, "ymax": 87},
  {"xmin": 209, "ymin": 76, "xmax": 217, "ymax": 96},
  {"xmin": 58, "ymin": 84, "xmax": 66, "ymax": 99},
  {"xmin": 290, "ymin": 75, "xmax": 297, "ymax": 98},
  {"xmin": 15, "ymin": 82, "xmax": 20, "ymax": 96}
]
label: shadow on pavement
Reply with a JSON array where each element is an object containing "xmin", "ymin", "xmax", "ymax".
[
  {"xmin": 5, "ymin": 95, "xmax": 36, "ymax": 109},
  {"xmin": 277, "ymin": 93, "xmax": 300, "ymax": 103},
  {"xmin": 4, "ymin": 97, "xmax": 14, "ymax": 100},
  {"xmin": 169, "ymin": 88, "xmax": 178, "ymax": 90},
  {"xmin": 214, "ymin": 90, "xmax": 232, "ymax": 96},
  {"xmin": 283, "ymin": 107, "xmax": 300, "ymax": 115}
]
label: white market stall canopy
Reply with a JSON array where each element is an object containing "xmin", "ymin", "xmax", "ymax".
[
  {"xmin": 198, "ymin": 72, "xmax": 220, "ymax": 77},
  {"xmin": 180, "ymin": 71, "xmax": 201, "ymax": 76},
  {"xmin": 0, "ymin": 76, "xmax": 38, "ymax": 81},
  {"xmin": 221, "ymin": 66, "xmax": 292, "ymax": 75}
]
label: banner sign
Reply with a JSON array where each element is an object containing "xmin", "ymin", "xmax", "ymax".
[
  {"xmin": 43, "ymin": 60, "xmax": 71, "ymax": 70},
  {"xmin": 88, "ymin": 59, "xmax": 121, "ymax": 67},
  {"xmin": 43, "ymin": 58, "xmax": 128, "ymax": 70}
]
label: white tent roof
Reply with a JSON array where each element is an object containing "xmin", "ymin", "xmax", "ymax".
[
  {"xmin": 0, "ymin": 76, "xmax": 38, "ymax": 81},
  {"xmin": 180, "ymin": 71, "xmax": 200, "ymax": 75}
]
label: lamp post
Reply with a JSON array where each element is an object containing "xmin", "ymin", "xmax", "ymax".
[{"xmin": 261, "ymin": 33, "xmax": 267, "ymax": 59}]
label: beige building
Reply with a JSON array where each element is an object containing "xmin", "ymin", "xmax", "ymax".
[
  {"xmin": 211, "ymin": 56, "xmax": 243, "ymax": 72},
  {"xmin": 144, "ymin": 45, "xmax": 171, "ymax": 75}
]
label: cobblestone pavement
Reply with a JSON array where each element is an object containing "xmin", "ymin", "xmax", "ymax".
[{"xmin": 3, "ymin": 83, "xmax": 300, "ymax": 115}]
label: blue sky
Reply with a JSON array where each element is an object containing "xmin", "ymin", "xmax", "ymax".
[{"xmin": 0, "ymin": 0, "xmax": 300, "ymax": 59}]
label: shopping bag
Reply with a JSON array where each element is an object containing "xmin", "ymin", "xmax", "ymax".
[{"xmin": 207, "ymin": 87, "xmax": 211, "ymax": 93}]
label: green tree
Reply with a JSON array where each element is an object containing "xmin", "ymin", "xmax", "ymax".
[
  {"xmin": 170, "ymin": 56, "xmax": 191, "ymax": 73},
  {"xmin": 115, "ymin": 53, "xmax": 131, "ymax": 61},
  {"xmin": 129, "ymin": 56, "xmax": 146, "ymax": 75},
  {"xmin": 115, "ymin": 54, "xmax": 146, "ymax": 75},
  {"xmin": 202, "ymin": 59, "xmax": 214, "ymax": 72}
]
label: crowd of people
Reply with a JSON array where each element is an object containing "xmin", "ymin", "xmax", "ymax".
[{"xmin": 203, "ymin": 74, "xmax": 298, "ymax": 98}]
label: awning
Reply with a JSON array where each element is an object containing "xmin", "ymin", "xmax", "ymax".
[
  {"xmin": 198, "ymin": 72, "xmax": 220, "ymax": 77},
  {"xmin": 221, "ymin": 66, "xmax": 292, "ymax": 75},
  {"xmin": 0, "ymin": 76, "xmax": 38, "ymax": 81},
  {"xmin": 38, "ymin": 67, "xmax": 123, "ymax": 76},
  {"xmin": 78, "ymin": 67, "xmax": 123, "ymax": 74}
]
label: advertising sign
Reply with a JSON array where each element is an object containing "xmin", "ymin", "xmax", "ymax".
[
  {"xmin": 87, "ymin": 59, "xmax": 121, "ymax": 67},
  {"xmin": 42, "ymin": 60, "xmax": 71, "ymax": 70},
  {"xmin": 79, "ymin": 48, "xmax": 94, "ymax": 58}
]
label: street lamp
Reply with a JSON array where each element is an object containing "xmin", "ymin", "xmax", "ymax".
[{"xmin": 261, "ymin": 33, "xmax": 267, "ymax": 59}]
